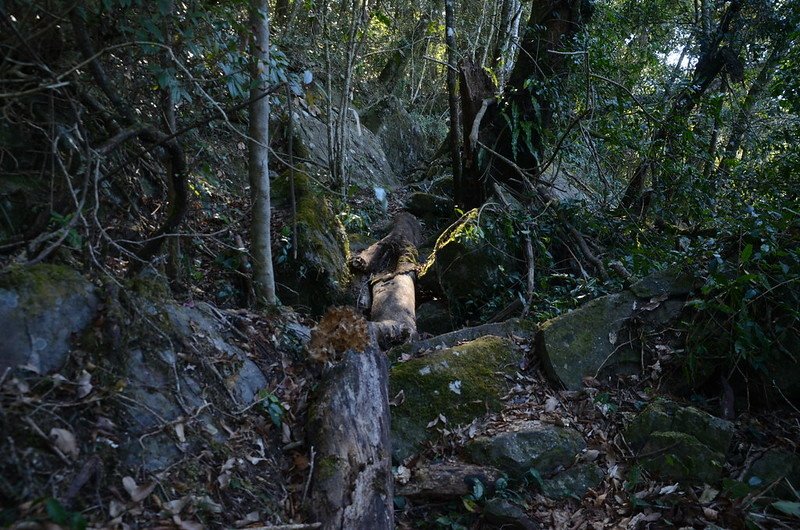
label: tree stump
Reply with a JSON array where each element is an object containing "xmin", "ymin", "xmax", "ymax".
[{"xmin": 308, "ymin": 346, "xmax": 394, "ymax": 530}]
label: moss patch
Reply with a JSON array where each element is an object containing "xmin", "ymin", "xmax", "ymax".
[
  {"xmin": 537, "ymin": 291, "xmax": 637, "ymax": 390},
  {"xmin": 273, "ymin": 168, "xmax": 351, "ymax": 313},
  {"xmin": 390, "ymin": 336, "xmax": 520, "ymax": 461},
  {"xmin": 0, "ymin": 264, "xmax": 89, "ymax": 314}
]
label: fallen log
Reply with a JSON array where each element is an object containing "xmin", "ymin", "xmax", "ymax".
[
  {"xmin": 350, "ymin": 212, "xmax": 423, "ymax": 348},
  {"xmin": 396, "ymin": 462, "xmax": 502, "ymax": 499},
  {"xmin": 307, "ymin": 343, "xmax": 394, "ymax": 529}
]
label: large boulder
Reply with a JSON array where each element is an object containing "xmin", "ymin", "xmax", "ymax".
[
  {"xmin": 112, "ymin": 297, "xmax": 270, "ymax": 471},
  {"xmin": 536, "ymin": 267, "xmax": 693, "ymax": 389},
  {"xmin": 637, "ymin": 431, "xmax": 726, "ymax": 484},
  {"xmin": 464, "ymin": 422, "xmax": 586, "ymax": 479},
  {"xmin": 362, "ymin": 96, "xmax": 428, "ymax": 177},
  {"xmin": 272, "ymin": 170, "xmax": 351, "ymax": 314},
  {"xmin": 743, "ymin": 450, "xmax": 800, "ymax": 498},
  {"xmin": 287, "ymin": 106, "xmax": 398, "ymax": 188},
  {"xmin": 0, "ymin": 264, "xmax": 98, "ymax": 375},
  {"xmin": 418, "ymin": 208, "xmax": 521, "ymax": 324},
  {"xmin": 390, "ymin": 336, "xmax": 520, "ymax": 461}
]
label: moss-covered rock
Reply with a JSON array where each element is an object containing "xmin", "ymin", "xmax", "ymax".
[
  {"xmin": 418, "ymin": 208, "xmax": 521, "ymax": 324},
  {"xmin": 0, "ymin": 264, "xmax": 98, "ymax": 374},
  {"xmin": 464, "ymin": 422, "xmax": 586, "ymax": 478},
  {"xmin": 743, "ymin": 450, "xmax": 800, "ymax": 498},
  {"xmin": 541, "ymin": 463, "xmax": 605, "ymax": 499},
  {"xmin": 624, "ymin": 400, "xmax": 734, "ymax": 455},
  {"xmin": 537, "ymin": 291, "xmax": 637, "ymax": 390},
  {"xmin": 390, "ymin": 336, "xmax": 520, "ymax": 461},
  {"xmin": 638, "ymin": 431, "xmax": 726, "ymax": 484},
  {"xmin": 629, "ymin": 267, "xmax": 696, "ymax": 299},
  {"xmin": 272, "ymin": 169, "xmax": 351, "ymax": 314}
]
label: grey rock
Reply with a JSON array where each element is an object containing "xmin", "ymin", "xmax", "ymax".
[
  {"xmin": 464, "ymin": 422, "xmax": 585, "ymax": 478},
  {"xmin": 415, "ymin": 301, "xmax": 454, "ymax": 336},
  {"xmin": 290, "ymin": 107, "xmax": 398, "ymax": 188},
  {"xmin": 743, "ymin": 450, "xmax": 800, "ymax": 497},
  {"xmin": 483, "ymin": 498, "xmax": 539, "ymax": 530},
  {"xmin": 418, "ymin": 208, "xmax": 520, "ymax": 323},
  {"xmin": 362, "ymin": 96, "xmax": 428, "ymax": 177},
  {"xmin": 0, "ymin": 264, "xmax": 98, "ymax": 375},
  {"xmin": 405, "ymin": 192, "xmax": 452, "ymax": 218},
  {"xmin": 541, "ymin": 463, "xmax": 604, "ymax": 499},
  {"xmin": 537, "ymin": 267, "xmax": 695, "ymax": 390},
  {"xmin": 629, "ymin": 268, "xmax": 695, "ymax": 298}
]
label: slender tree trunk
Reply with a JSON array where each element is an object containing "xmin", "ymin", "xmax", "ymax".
[
  {"xmin": 445, "ymin": 0, "xmax": 463, "ymax": 207},
  {"xmin": 493, "ymin": 0, "xmax": 522, "ymax": 91},
  {"xmin": 715, "ymin": 42, "xmax": 785, "ymax": 183},
  {"xmin": 376, "ymin": 13, "xmax": 430, "ymax": 95},
  {"xmin": 248, "ymin": 0, "xmax": 277, "ymax": 305},
  {"xmin": 160, "ymin": 0, "xmax": 183, "ymax": 288}
]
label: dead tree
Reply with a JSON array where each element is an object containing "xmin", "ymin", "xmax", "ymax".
[{"xmin": 307, "ymin": 343, "xmax": 394, "ymax": 530}]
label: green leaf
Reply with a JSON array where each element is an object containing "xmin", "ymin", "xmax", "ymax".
[
  {"xmin": 740, "ymin": 244, "xmax": 753, "ymax": 263},
  {"xmin": 45, "ymin": 498, "xmax": 69, "ymax": 524},
  {"xmin": 772, "ymin": 501, "xmax": 800, "ymax": 518}
]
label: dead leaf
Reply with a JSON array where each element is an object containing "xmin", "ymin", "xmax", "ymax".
[
  {"xmin": 49, "ymin": 428, "xmax": 79, "ymax": 459},
  {"xmin": 394, "ymin": 465, "xmax": 411, "ymax": 484},
  {"xmin": 164, "ymin": 497, "xmax": 188, "ymax": 515},
  {"xmin": 545, "ymin": 396, "xmax": 559, "ymax": 412},
  {"xmin": 174, "ymin": 422, "xmax": 186, "ymax": 443},
  {"xmin": 658, "ymin": 483, "xmax": 680, "ymax": 495},
  {"xmin": 122, "ymin": 476, "xmax": 156, "ymax": 503},
  {"xmin": 234, "ymin": 512, "xmax": 261, "ymax": 528},
  {"xmin": 76, "ymin": 370, "xmax": 93, "ymax": 398},
  {"xmin": 582, "ymin": 449, "xmax": 600, "ymax": 462},
  {"xmin": 292, "ymin": 452, "xmax": 310, "ymax": 470}
]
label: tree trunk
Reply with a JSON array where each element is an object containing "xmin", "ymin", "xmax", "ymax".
[
  {"xmin": 308, "ymin": 347, "xmax": 394, "ymax": 530},
  {"xmin": 349, "ymin": 212, "xmax": 422, "ymax": 348},
  {"xmin": 459, "ymin": 0, "xmax": 587, "ymax": 202},
  {"xmin": 248, "ymin": 0, "xmax": 277, "ymax": 304},
  {"xmin": 445, "ymin": 0, "xmax": 463, "ymax": 207},
  {"xmin": 492, "ymin": 0, "xmax": 522, "ymax": 91}
]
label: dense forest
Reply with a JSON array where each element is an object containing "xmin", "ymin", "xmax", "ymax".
[{"xmin": 1, "ymin": 0, "xmax": 799, "ymax": 528}]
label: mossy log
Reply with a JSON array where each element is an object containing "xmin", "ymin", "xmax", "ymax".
[
  {"xmin": 350, "ymin": 212, "xmax": 423, "ymax": 348},
  {"xmin": 307, "ymin": 347, "xmax": 394, "ymax": 530}
]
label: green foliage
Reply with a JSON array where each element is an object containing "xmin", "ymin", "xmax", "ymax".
[
  {"xmin": 257, "ymin": 390, "xmax": 285, "ymax": 428},
  {"xmin": 44, "ymin": 498, "xmax": 87, "ymax": 530},
  {"xmin": 683, "ymin": 202, "xmax": 799, "ymax": 387}
]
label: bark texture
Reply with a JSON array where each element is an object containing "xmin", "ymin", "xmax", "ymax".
[
  {"xmin": 308, "ymin": 347, "xmax": 394, "ymax": 530},
  {"xmin": 248, "ymin": 0, "xmax": 277, "ymax": 303}
]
